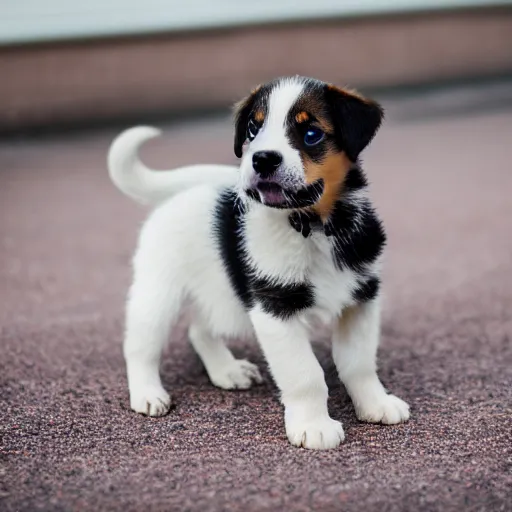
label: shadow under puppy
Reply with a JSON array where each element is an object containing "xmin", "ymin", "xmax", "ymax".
[{"xmin": 108, "ymin": 76, "xmax": 410, "ymax": 450}]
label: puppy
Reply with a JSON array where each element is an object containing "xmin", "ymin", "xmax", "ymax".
[{"xmin": 108, "ymin": 76, "xmax": 410, "ymax": 450}]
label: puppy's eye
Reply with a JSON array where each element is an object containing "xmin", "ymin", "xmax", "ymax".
[
  {"xmin": 304, "ymin": 126, "xmax": 325, "ymax": 146},
  {"xmin": 247, "ymin": 119, "xmax": 259, "ymax": 141}
]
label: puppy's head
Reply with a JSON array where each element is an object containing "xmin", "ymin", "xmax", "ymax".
[{"xmin": 233, "ymin": 76, "xmax": 383, "ymax": 218}]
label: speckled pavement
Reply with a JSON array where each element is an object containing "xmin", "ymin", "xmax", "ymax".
[{"xmin": 1, "ymin": 105, "xmax": 511, "ymax": 511}]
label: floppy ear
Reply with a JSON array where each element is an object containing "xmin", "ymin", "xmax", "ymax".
[
  {"xmin": 325, "ymin": 85, "xmax": 384, "ymax": 162},
  {"xmin": 233, "ymin": 86, "xmax": 260, "ymax": 158}
]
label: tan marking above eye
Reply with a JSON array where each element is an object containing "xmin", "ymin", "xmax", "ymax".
[
  {"xmin": 295, "ymin": 111, "xmax": 309, "ymax": 123},
  {"xmin": 254, "ymin": 110, "xmax": 265, "ymax": 123}
]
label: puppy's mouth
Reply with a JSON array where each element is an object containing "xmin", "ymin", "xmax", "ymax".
[
  {"xmin": 246, "ymin": 179, "xmax": 324, "ymax": 209},
  {"xmin": 255, "ymin": 181, "xmax": 286, "ymax": 206}
]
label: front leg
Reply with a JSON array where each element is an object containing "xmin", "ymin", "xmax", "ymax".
[
  {"xmin": 332, "ymin": 298, "xmax": 410, "ymax": 424},
  {"xmin": 250, "ymin": 306, "xmax": 344, "ymax": 450}
]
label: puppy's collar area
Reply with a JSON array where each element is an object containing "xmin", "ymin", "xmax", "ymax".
[
  {"xmin": 288, "ymin": 165, "xmax": 369, "ymax": 238},
  {"xmin": 289, "ymin": 210, "xmax": 325, "ymax": 238},
  {"xmin": 288, "ymin": 210, "xmax": 343, "ymax": 238},
  {"xmin": 233, "ymin": 190, "xmax": 326, "ymax": 238}
]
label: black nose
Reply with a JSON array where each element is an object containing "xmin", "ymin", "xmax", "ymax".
[{"xmin": 252, "ymin": 151, "xmax": 282, "ymax": 177}]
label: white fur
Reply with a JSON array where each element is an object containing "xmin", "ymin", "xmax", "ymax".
[
  {"xmin": 333, "ymin": 298, "xmax": 410, "ymax": 423},
  {"xmin": 109, "ymin": 80, "xmax": 409, "ymax": 449},
  {"xmin": 108, "ymin": 126, "xmax": 237, "ymax": 205},
  {"xmin": 239, "ymin": 79, "xmax": 306, "ymax": 197}
]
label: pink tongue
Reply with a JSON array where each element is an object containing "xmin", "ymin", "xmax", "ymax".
[{"xmin": 261, "ymin": 188, "xmax": 284, "ymax": 204}]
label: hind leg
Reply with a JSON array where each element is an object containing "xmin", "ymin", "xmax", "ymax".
[
  {"xmin": 188, "ymin": 320, "xmax": 262, "ymax": 390},
  {"xmin": 124, "ymin": 265, "xmax": 183, "ymax": 417}
]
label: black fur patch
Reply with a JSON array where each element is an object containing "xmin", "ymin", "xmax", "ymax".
[
  {"xmin": 252, "ymin": 277, "xmax": 315, "ymax": 320},
  {"xmin": 213, "ymin": 191, "xmax": 253, "ymax": 308},
  {"xmin": 289, "ymin": 210, "xmax": 323, "ymax": 238},
  {"xmin": 326, "ymin": 199, "xmax": 386, "ymax": 272},
  {"xmin": 327, "ymin": 200, "xmax": 359, "ymax": 232},
  {"xmin": 352, "ymin": 276, "xmax": 380, "ymax": 303},
  {"xmin": 343, "ymin": 167, "xmax": 368, "ymax": 191},
  {"xmin": 324, "ymin": 85, "xmax": 384, "ymax": 162}
]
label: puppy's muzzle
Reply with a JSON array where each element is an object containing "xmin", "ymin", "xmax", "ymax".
[{"xmin": 252, "ymin": 151, "xmax": 282, "ymax": 178}]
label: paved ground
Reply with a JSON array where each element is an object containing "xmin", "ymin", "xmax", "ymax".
[{"xmin": 1, "ymin": 100, "xmax": 511, "ymax": 511}]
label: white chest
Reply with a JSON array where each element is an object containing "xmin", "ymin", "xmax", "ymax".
[
  {"xmin": 244, "ymin": 206, "xmax": 360, "ymax": 325},
  {"xmin": 307, "ymin": 232, "xmax": 359, "ymax": 321}
]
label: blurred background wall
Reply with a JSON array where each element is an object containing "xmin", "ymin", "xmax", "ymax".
[{"xmin": 1, "ymin": 0, "xmax": 512, "ymax": 132}]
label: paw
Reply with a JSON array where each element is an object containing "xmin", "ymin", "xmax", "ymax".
[
  {"xmin": 286, "ymin": 415, "xmax": 345, "ymax": 450},
  {"xmin": 355, "ymin": 393, "xmax": 410, "ymax": 424},
  {"xmin": 130, "ymin": 385, "xmax": 172, "ymax": 417},
  {"xmin": 209, "ymin": 359, "xmax": 263, "ymax": 390}
]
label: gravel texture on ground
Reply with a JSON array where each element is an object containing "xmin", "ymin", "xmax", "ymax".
[{"xmin": 1, "ymin": 106, "xmax": 511, "ymax": 511}]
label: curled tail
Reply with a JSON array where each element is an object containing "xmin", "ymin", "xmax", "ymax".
[{"xmin": 107, "ymin": 126, "xmax": 237, "ymax": 205}]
